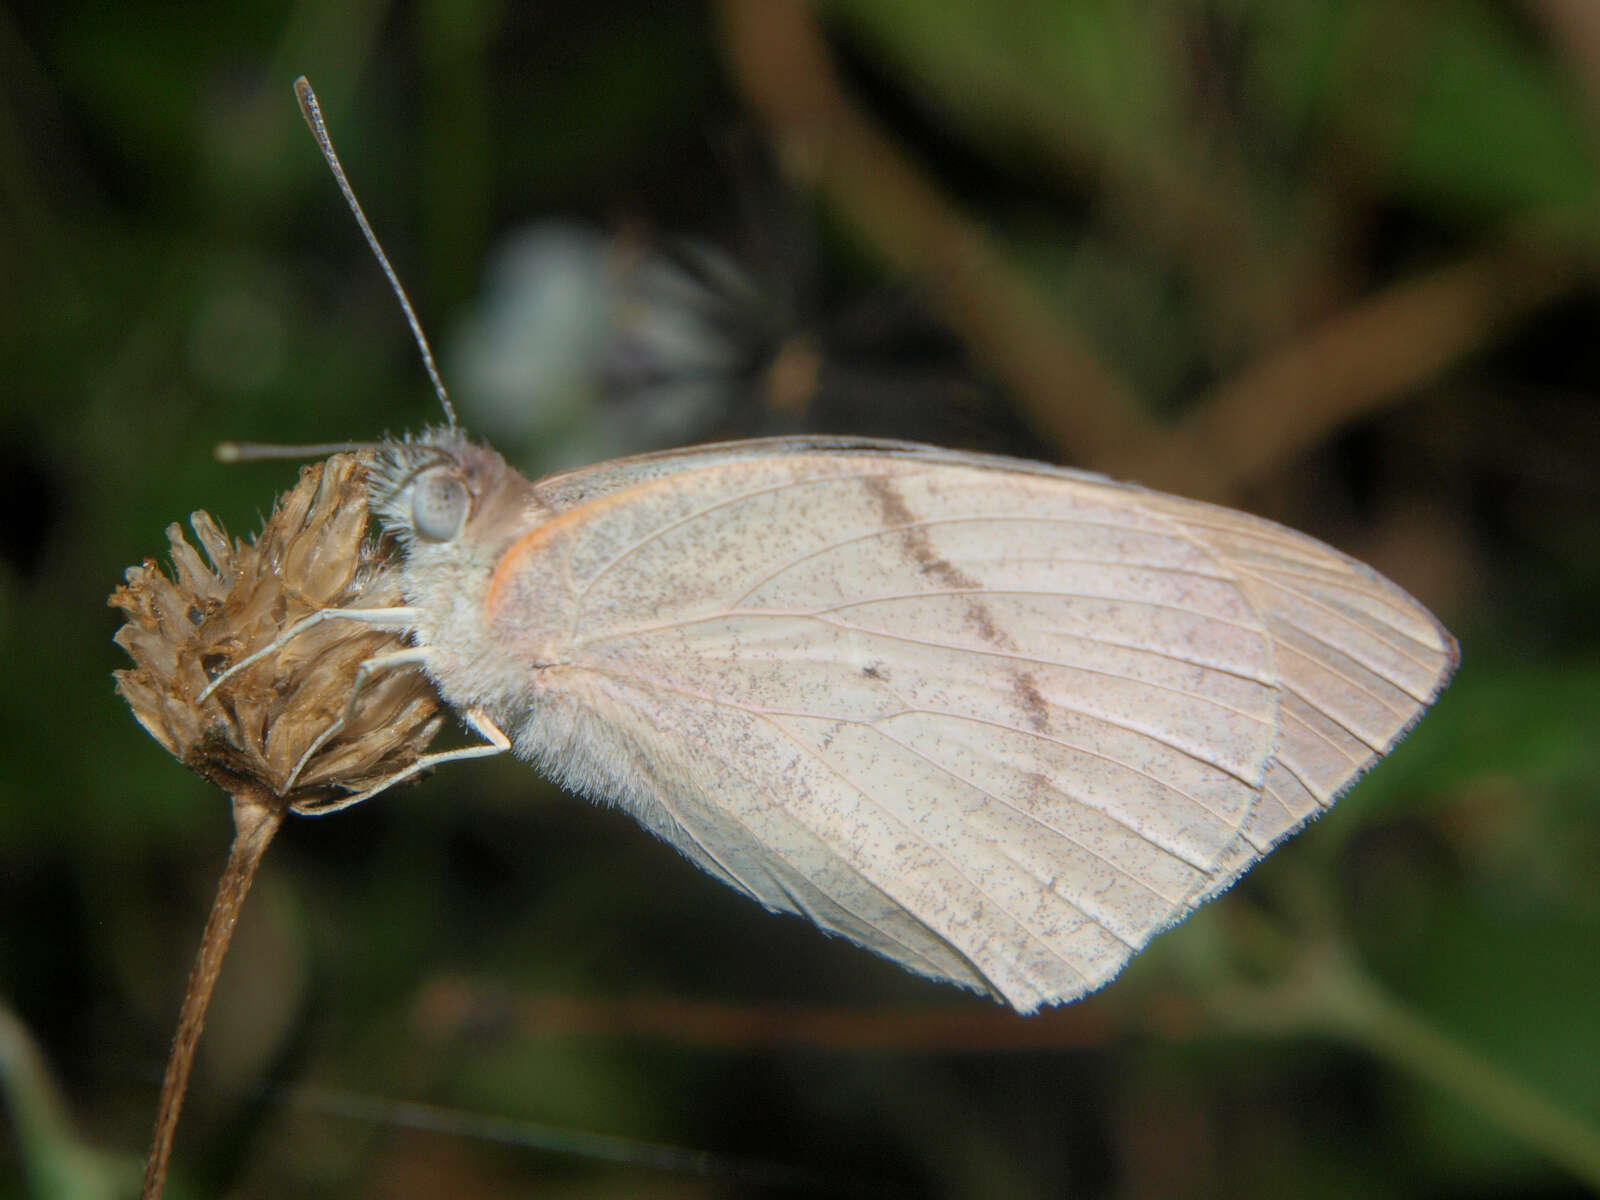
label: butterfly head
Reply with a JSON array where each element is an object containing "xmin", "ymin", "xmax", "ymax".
[
  {"xmin": 366, "ymin": 428, "xmax": 550, "ymax": 712},
  {"xmin": 369, "ymin": 429, "xmax": 538, "ymax": 562}
]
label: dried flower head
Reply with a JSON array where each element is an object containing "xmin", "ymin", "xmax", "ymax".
[{"xmin": 110, "ymin": 452, "xmax": 445, "ymax": 812}]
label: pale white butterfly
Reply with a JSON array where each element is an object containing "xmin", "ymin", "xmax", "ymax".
[{"xmin": 224, "ymin": 79, "xmax": 1457, "ymax": 1015}]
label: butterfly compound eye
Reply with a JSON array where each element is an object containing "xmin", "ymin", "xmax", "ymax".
[{"xmin": 411, "ymin": 471, "xmax": 470, "ymax": 542}]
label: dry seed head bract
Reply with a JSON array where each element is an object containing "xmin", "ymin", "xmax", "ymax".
[{"xmin": 110, "ymin": 452, "xmax": 445, "ymax": 810}]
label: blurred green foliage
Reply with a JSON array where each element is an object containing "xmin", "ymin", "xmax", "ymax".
[{"xmin": 2, "ymin": 1, "xmax": 1598, "ymax": 1197}]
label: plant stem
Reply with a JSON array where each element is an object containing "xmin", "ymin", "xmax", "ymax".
[
  {"xmin": 140, "ymin": 790, "xmax": 283, "ymax": 1200},
  {"xmin": 1316, "ymin": 956, "xmax": 1600, "ymax": 1192},
  {"xmin": 1208, "ymin": 941, "xmax": 1600, "ymax": 1191}
]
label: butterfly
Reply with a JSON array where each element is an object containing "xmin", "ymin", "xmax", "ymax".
[
  {"xmin": 229, "ymin": 428, "xmax": 1452, "ymax": 1014},
  {"xmin": 221, "ymin": 80, "xmax": 1457, "ymax": 1014}
]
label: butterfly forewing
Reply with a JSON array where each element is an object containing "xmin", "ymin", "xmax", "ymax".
[{"xmin": 489, "ymin": 441, "xmax": 1456, "ymax": 1011}]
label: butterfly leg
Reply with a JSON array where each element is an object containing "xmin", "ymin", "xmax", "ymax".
[
  {"xmin": 197, "ymin": 606, "xmax": 422, "ymax": 703},
  {"xmin": 282, "ymin": 647, "xmax": 433, "ymax": 794},
  {"xmin": 292, "ymin": 706, "xmax": 511, "ymax": 816}
]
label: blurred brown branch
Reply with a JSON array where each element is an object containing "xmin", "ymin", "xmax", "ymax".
[
  {"xmin": 1107, "ymin": 241, "xmax": 1583, "ymax": 500},
  {"xmin": 409, "ymin": 976, "xmax": 1217, "ymax": 1053},
  {"xmin": 717, "ymin": 0, "xmax": 1152, "ymax": 465},
  {"xmin": 718, "ymin": 0, "xmax": 1586, "ymax": 506},
  {"xmin": 1527, "ymin": 0, "xmax": 1600, "ymax": 145}
]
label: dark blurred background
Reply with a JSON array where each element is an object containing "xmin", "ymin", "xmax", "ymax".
[{"xmin": 3, "ymin": 1, "xmax": 1598, "ymax": 1197}]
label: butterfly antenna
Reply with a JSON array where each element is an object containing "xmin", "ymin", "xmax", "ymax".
[
  {"xmin": 214, "ymin": 439, "xmax": 377, "ymax": 463},
  {"xmin": 293, "ymin": 75, "xmax": 458, "ymax": 431}
]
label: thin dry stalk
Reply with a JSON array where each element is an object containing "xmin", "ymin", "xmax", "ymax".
[{"xmin": 140, "ymin": 789, "xmax": 281, "ymax": 1200}]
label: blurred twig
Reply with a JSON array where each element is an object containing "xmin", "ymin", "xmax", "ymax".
[
  {"xmin": 410, "ymin": 975, "xmax": 1186, "ymax": 1052},
  {"xmin": 717, "ymin": 0, "xmax": 1152, "ymax": 464},
  {"xmin": 0, "ymin": 1006, "xmax": 137, "ymax": 1200},
  {"xmin": 718, "ymin": 0, "xmax": 1585, "ymax": 506},
  {"xmin": 826, "ymin": 0, "xmax": 1313, "ymax": 347},
  {"xmin": 1204, "ymin": 938, "xmax": 1600, "ymax": 1193},
  {"xmin": 1108, "ymin": 241, "xmax": 1583, "ymax": 499},
  {"xmin": 269, "ymin": 1083, "xmax": 889, "ymax": 1196},
  {"xmin": 1527, "ymin": 0, "xmax": 1600, "ymax": 147}
]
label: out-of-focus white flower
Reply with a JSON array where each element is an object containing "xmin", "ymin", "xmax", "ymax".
[{"xmin": 449, "ymin": 223, "xmax": 768, "ymax": 472}]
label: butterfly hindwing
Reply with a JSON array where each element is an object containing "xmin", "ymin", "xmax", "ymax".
[{"xmin": 494, "ymin": 440, "xmax": 1456, "ymax": 1011}]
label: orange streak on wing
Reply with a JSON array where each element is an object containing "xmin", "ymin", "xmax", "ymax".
[{"xmin": 483, "ymin": 487, "xmax": 638, "ymax": 620}]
